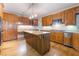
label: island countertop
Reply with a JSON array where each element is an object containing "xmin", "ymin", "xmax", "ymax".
[{"xmin": 24, "ymin": 30, "xmax": 50, "ymax": 35}]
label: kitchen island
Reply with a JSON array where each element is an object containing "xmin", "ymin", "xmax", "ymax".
[{"xmin": 24, "ymin": 30, "xmax": 50, "ymax": 55}]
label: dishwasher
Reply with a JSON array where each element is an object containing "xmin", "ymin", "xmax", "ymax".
[{"xmin": 64, "ymin": 32, "xmax": 72, "ymax": 47}]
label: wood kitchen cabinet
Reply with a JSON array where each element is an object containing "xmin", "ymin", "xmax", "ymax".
[
  {"xmin": 3, "ymin": 13, "xmax": 18, "ymax": 41},
  {"xmin": 42, "ymin": 15, "xmax": 52, "ymax": 26},
  {"xmin": 19, "ymin": 17, "xmax": 38, "ymax": 26},
  {"xmin": 50, "ymin": 31, "xmax": 64, "ymax": 44},
  {"xmin": 64, "ymin": 8, "xmax": 76, "ymax": 25},
  {"xmin": 72, "ymin": 33, "xmax": 79, "ymax": 51},
  {"xmin": 46, "ymin": 15, "xmax": 53, "ymax": 25},
  {"xmin": 42, "ymin": 11, "xmax": 65, "ymax": 26},
  {"xmin": 52, "ymin": 11, "xmax": 65, "ymax": 23},
  {"xmin": 19, "ymin": 16, "xmax": 30, "ymax": 25},
  {"xmin": 42, "ymin": 6, "xmax": 79, "ymax": 25},
  {"xmin": 42, "ymin": 17, "xmax": 47, "ymax": 26},
  {"xmin": 50, "ymin": 32, "xmax": 56, "ymax": 42},
  {"xmin": 55, "ymin": 32, "xmax": 64, "ymax": 44},
  {"xmin": 75, "ymin": 6, "xmax": 79, "ymax": 13}
]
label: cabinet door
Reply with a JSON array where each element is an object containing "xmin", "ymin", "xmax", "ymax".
[
  {"xmin": 75, "ymin": 6, "xmax": 79, "ymax": 13},
  {"xmin": 60, "ymin": 12, "xmax": 65, "ymax": 23},
  {"xmin": 50, "ymin": 32, "xmax": 56, "ymax": 42},
  {"xmin": 72, "ymin": 33, "xmax": 79, "ymax": 51},
  {"xmin": 52, "ymin": 13, "xmax": 58, "ymax": 20},
  {"xmin": 64, "ymin": 8, "xmax": 76, "ymax": 25},
  {"xmin": 42, "ymin": 15, "xmax": 53, "ymax": 26},
  {"xmin": 42, "ymin": 17, "xmax": 47, "ymax": 26},
  {"xmin": 50, "ymin": 32, "xmax": 64, "ymax": 44},
  {"xmin": 55, "ymin": 32, "xmax": 64, "ymax": 44},
  {"xmin": 3, "ymin": 13, "xmax": 18, "ymax": 41},
  {"xmin": 19, "ymin": 17, "xmax": 30, "ymax": 25},
  {"xmin": 52, "ymin": 11, "xmax": 65, "ymax": 23},
  {"xmin": 46, "ymin": 15, "xmax": 53, "ymax": 25}
]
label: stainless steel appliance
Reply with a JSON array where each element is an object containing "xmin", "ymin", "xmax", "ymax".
[
  {"xmin": 0, "ymin": 17, "xmax": 2, "ymax": 46},
  {"xmin": 76, "ymin": 13, "xmax": 79, "ymax": 29},
  {"xmin": 64, "ymin": 32, "xmax": 72, "ymax": 47}
]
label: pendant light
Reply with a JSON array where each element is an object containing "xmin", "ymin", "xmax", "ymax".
[{"xmin": 29, "ymin": 3, "xmax": 38, "ymax": 19}]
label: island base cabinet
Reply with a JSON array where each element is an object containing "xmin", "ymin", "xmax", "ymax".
[
  {"xmin": 40, "ymin": 34, "xmax": 50, "ymax": 55},
  {"xmin": 24, "ymin": 32, "xmax": 50, "ymax": 55},
  {"xmin": 72, "ymin": 33, "xmax": 79, "ymax": 51}
]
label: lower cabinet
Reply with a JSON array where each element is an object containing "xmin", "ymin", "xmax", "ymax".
[
  {"xmin": 50, "ymin": 31, "xmax": 64, "ymax": 44},
  {"xmin": 51, "ymin": 31, "xmax": 79, "ymax": 51},
  {"xmin": 55, "ymin": 32, "xmax": 64, "ymax": 44},
  {"xmin": 24, "ymin": 32, "xmax": 50, "ymax": 55},
  {"xmin": 72, "ymin": 33, "xmax": 79, "ymax": 51},
  {"xmin": 50, "ymin": 32, "xmax": 56, "ymax": 42}
]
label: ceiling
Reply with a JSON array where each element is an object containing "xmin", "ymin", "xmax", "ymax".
[{"xmin": 4, "ymin": 3, "xmax": 79, "ymax": 18}]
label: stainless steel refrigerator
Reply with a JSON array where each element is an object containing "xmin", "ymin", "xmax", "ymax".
[
  {"xmin": 0, "ymin": 17, "xmax": 2, "ymax": 46},
  {"xmin": 76, "ymin": 13, "xmax": 79, "ymax": 29}
]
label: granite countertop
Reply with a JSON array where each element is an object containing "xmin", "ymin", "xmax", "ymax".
[
  {"xmin": 18, "ymin": 25, "xmax": 79, "ymax": 34},
  {"xmin": 40, "ymin": 29, "xmax": 79, "ymax": 33},
  {"xmin": 24, "ymin": 30, "xmax": 50, "ymax": 35},
  {"xmin": 63, "ymin": 30, "xmax": 79, "ymax": 33},
  {"xmin": 19, "ymin": 29, "xmax": 79, "ymax": 34},
  {"xmin": 49, "ymin": 29, "xmax": 79, "ymax": 33}
]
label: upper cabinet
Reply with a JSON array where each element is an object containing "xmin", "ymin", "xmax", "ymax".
[
  {"xmin": 3, "ymin": 13, "xmax": 18, "ymax": 41},
  {"xmin": 42, "ymin": 16, "xmax": 47, "ymax": 26},
  {"xmin": 46, "ymin": 15, "xmax": 53, "ymax": 25},
  {"xmin": 64, "ymin": 8, "xmax": 76, "ymax": 25},
  {"xmin": 75, "ymin": 6, "xmax": 79, "ymax": 13},
  {"xmin": 19, "ymin": 16, "xmax": 38, "ymax": 26},
  {"xmin": 42, "ymin": 15, "xmax": 53, "ymax": 26},
  {"xmin": 19, "ymin": 16, "xmax": 30, "ymax": 25},
  {"xmin": 42, "ymin": 6, "xmax": 79, "ymax": 26},
  {"xmin": 42, "ymin": 11, "xmax": 65, "ymax": 26},
  {"xmin": 52, "ymin": 11, "xmax": 65, "ymax": 23}
]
